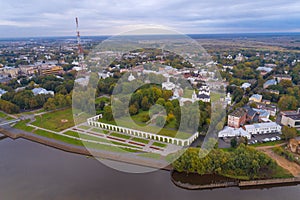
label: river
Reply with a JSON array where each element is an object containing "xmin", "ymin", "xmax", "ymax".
[{"xmin": 0, "ymin": 137, "xmax": 299, "ymax": 200}]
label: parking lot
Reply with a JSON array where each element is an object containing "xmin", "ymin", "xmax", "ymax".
[
  {"xmin": 218, "ymin": 132, "xmax": 283, "ymax": 148},
  {"xmin": 249, "ymin": 132, "xmax": 282, "ymax": 144}
]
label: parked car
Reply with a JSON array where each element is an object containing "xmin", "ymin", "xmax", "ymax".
[
  {"xmin": 270, "ymin": 137, "xmax": 277, "ymax": 142},
  {"xmin": 275, "ymin": 136, "xmax": 281, "ymax": 140},
  {"xmin": 262, "ymin": 138, "xmax": 270, "ymax": 142}
]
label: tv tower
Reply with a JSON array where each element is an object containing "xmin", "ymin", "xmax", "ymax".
[{"xmin": 75, "ymin": 17, "xmax": 84, "ymax": 70}]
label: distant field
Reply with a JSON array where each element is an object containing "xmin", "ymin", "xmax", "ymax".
[{"xmin": 31, "ymin": 108, "xmax": 75, "ymax": 132}]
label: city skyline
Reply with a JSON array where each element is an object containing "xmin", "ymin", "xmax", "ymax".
[{"xmin": 0, "ymin": 0, "xmax": 300, "ymax": 38}]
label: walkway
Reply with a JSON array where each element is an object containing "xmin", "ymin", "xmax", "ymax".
[
  {"xmin": 66, "ymin": 123, "xmax": 182, "ymax": 155},
  {"xmin": 258, "ymin": 147, "xmax": 300, "ymax": 177}
]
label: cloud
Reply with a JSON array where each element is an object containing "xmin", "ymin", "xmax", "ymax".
[{"xmin": 0, "ymin": 0, "xmax": 299, "ymax": 37}]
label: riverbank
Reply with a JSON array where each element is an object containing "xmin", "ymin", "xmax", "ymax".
[
  {"xmin": 2, "ymin": 124, "xmax": 300, "ymax": 190},
  {"xmin": 171, "ymin": 171, "xmax": 300, "ymax": 190},
  {"xmin": 0, "ymin": 125, "xmax": 172, "ymax": 170}
]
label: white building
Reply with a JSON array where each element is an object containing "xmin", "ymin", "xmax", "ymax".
[
  {"xmin": 249, "ymin": 94, "xmax": 263, "ymax": 103},
  {"xmin": 0, "ymin": 88, "xmax": 7, "ymax": 98},
  {"xmin": 99, "ymin": 71, "xmax": 113, "ymax": 79},
  {"xmin": 32, "ymin": 88, "xmax": 54, "ymax": 96},
  {"xmin": 162, "ymin": 76, "xmax": 176, "ymax": 90},
  {"xmin": 128, "ymin": 73, "xmax": 136, "ymax": 82},
  {"xmin": 224, "ymin": 92, "xmax": 232, "ymax": 105},
  {"xmin": 281, "ymin": 109, "xmax": 300, "ymax": 129},
  {"xmin": 241, "ymin": 82, "xmax": 251, "ymax": 89},
  {"xmin": 218, "ymin": 126, "xmax": 251, "ymax": 139},
  {"xmin": 244, "ymin": 122, "xmax": 281, "ymax": 135}
]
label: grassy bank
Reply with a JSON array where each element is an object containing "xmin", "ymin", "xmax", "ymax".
[{"xmin": 33, "ymin": 129, "xmax": 141, "ymax": 153}]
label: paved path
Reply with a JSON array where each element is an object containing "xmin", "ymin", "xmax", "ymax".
[
  {"xmin": 0, "ymin": 119, "xmax": 20, "ymax": 126},
  {"xmin": 68, "ymin": 122, "xmax": 182, "ymax": 155},
  {"xmin": 260, "ymin": 148, "xmax": 300, "ymax": 177}
]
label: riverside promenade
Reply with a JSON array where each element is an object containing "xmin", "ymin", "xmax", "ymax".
[{"xmin": 0, "ymin": 125, "xmax": 172, "ymax": 170}]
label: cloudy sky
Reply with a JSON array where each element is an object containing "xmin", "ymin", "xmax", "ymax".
[{"xmin": 0, "ymin": 0, "xmax": 300, "ymax": 38}]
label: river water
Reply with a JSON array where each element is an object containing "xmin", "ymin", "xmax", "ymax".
[{"xmin": 0, "ymin": 138, "xmax": 299, "ymax": 200}]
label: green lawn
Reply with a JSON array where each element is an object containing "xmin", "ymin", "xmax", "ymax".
[
  {"xmin": 152, "ymin": 142, "xmax": 167, "ymax": 148},
  {"xmin": 64, "ymin": 130, "xmax": 141, "ymax": 149},
  {"xmin": 91, "ymin": 128, "xmax": 109, "ymax": 134},
  {"xmin": 183, "ymin": 89, "xmax": 194, "ymax": 98},
  {"xmin": 132, "ymin": 137, "xmax": 149, "ymax": 144},
  {"xmin": 78, "ymin": 125, "xmax": 91, "ymax": 130},
  {"xmin": 0, "ymin": 112, "xmax": 7, "ymax": 118},
  {"xmin": 270, "ymin": 165, "xmax": 294, "ymax": 179},
  {"xmin": 250, "ymin": 140, "xmax": 285, "ymax": 147},
  {"xmin": 34, "ymin": 129, "xmax": 84, "ymax": 146},
  {"xmin": 100, "ymin": 117, "xmax": 191, "ymax": 139},
  {"xmin": 31, "ymin": 108, "xmax": 75, "ymax": 132},
  {"xmin": 110, "ymin": 132, "xmax": 131, "ymax": 140},
  {"xmin": 33, "ymin": 129, "xmax": 141, "ymax": 153},
  {"xmin": 64, "ymin": 130, "xmax": 107, "ymax": 143},
  {"xmin": 13, "ymin": 120, "xmax": 35, "ymax": 132},
  {"xmin": 137, "ymin": 152, "xmax": 162, "ymax": 159},
  {"xmin": 210, "ymin": 92, "xmax": 223, "ymax": 102},
  {"xmin": 0, "ymin": 112, "xmax": 14, "ymax": 120}
]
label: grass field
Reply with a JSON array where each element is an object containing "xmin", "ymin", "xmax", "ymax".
[
  {"xmin": 32, "ymin": 108, "xmax": 75, "ymax": 132},
  {"xmin": 182, "ymin": 89, "xmax": 194, "ymax": 98},
  {"xmin": 33, "ymin": 129, "xmax": 141, "ymax": 153},
  {"xmin": 0, "ymin": 112, "xmax": 14, "ymax": 120},
  {"xmin": 13, "ymin": 120, "xmax": 35, "ymax": 132},
  {"xmin": 152, "ymin": 142, "xmax": 167, "ymax": 148},
  {"xmin": 100, "ymin": 116, "xmax": 191, "ymax": 139},
  {"xmin": 78, "ymin": 125, "xmax": 91, "ymax": 130},
  {"xmin": 250, "ymin": 140, "xmax": 285, "ymax": 147},
  {"xmin": 64, "ymin": 130, "xmax": 141, "ymax": 149},
  {"xmin": 110, "ymin": 132, "xmax": 131, "ymax": 140},
  {"xmin": 0, "ymin": 112, "xmax": 7, "ymax": 118},
  {"xmin": 137, "ymin": 152, "xmax": 162, "ymax": 159},
  {"xmin": 91, "ymin": 128, "xmax": 109, "ymax": 134},
  {"xmin": 132, "ymin": 137, "xmax": 149, "ymax": 144},
  {"xmin": 210, "ymin": 92, "xmax": 223, "ymax": 102}
]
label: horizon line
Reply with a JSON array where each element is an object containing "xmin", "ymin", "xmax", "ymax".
[{"xmin": 1, "ymin": 31, "xmax": 300, "ymax": 40}]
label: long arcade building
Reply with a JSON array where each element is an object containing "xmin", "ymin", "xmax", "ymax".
[{"xmin": 87, "ymin": 115, "xmax": 199, "ymax": 146}]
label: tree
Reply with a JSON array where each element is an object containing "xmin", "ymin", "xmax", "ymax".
[
  {"xmin": 141, "ymin": 96, "xmax": 150, "ymax": 111},
  {"xmin": 162, "ymin": 90, "xmax": 173, "ymax": 101},
  {"xmin": 0, "ymin": 99, "xmax": 20, "ymax": 114},
  {"xmin": 43, "ymin": 98, "xmax": 56, "ymax": 111},
  {"xmin": 129, "ymin": 104, "xmax": 138, "ymax": 115},
  {"xmin": 155, "ymin": 116, "xmax": 165, "ymax": 127},
  {"xmin": 278, "ymin": 95, "xmax": 298, "ymax": 111},
  {"xmin": 230, "ymin": 137, "xmax": 238, "ymax": 148},
  {"xmin": 156, "ymin": 98, "xmax": 165, "ymax": 106},
  {"xmin": 281, "ymin": 126, "xmax": 297, "ymax": 140},
  {"xmin": 96, "ymin": 101, "xmax": 106, "ymax": 111},
  {"xmin": 232, "ymin": 87, "xmax": 244, "ymax": 103},
  {"xmin": 165, "ymin": 101, "xmax": 174, "ymax": 114},
  {"xmin": 103, "ymin": 106, "xmax": 113, "ymax": 121}
]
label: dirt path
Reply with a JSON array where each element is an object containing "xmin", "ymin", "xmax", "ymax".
[{"xmin": 259, "ymin": 148, "xmax": 300, "ymax": 177}]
